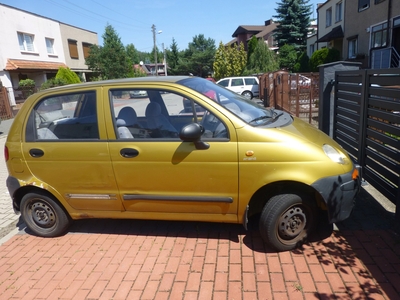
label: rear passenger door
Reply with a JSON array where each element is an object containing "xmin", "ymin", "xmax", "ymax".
[
  {"xmin": 22, "ymin": 89, "xmax": 122, "ymax": 211},
  {"xmin": 230, "ymin": 78, "xmax": 245, "ymax": 94}
]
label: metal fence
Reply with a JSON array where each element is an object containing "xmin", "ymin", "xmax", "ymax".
[{"xmin": 334, "ymin": 69, "xmax": 400, "ymax": 218}]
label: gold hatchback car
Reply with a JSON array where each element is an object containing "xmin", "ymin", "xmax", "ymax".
[{"xmin": 5, "ymin": 76, "xmax": 361, "ymax": 251}]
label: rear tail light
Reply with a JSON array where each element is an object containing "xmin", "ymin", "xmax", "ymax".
[{"xmin": 4, "ymin": 146, "xmax": 9, "ymax": 162}]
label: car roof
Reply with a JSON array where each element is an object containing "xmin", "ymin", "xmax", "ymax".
[
  {"xmin": 217, "ymin": 76, "xmax": 258, "ymax": 80},
  {"xmin": 36, "ymin": 76, "xmax": 193, "ymax": 94}
]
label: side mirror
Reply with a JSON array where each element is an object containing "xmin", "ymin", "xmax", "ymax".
[{"xmin": 179, "ymin": 123, "xmax": 210, "ymax": 150}]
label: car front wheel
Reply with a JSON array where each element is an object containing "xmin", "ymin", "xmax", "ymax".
[
  {"xmin": 259, "ymin": 193, "xmax": 316, "ymax": 251},
  {"xmin": 20, "ymin": 192, "xmax": 71, "ymax": 237}
]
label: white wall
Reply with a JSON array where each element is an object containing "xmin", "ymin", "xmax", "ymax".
[{"xmin": 0, "ymin": 4, "xmax": 66, "ymax": 70}]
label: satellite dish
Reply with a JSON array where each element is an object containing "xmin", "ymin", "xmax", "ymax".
[{"xmin": 139, "ymin": 61, "xmax": 143, "ymax": 66}]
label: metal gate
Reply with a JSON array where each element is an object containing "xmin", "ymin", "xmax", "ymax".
[{"xmin": 334, "ymin": 69, "xmax": 400, "ymax": 218}]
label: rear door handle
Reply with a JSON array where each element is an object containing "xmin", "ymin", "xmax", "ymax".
[
  {"xmin": 120, "ymin": 148, "xmax": 139, "ymax": 158},
  {"xmin": 29, "ymin": 148, "xmax": 44, "ymax": 158}
]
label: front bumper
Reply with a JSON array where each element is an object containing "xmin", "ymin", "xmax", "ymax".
[{"xmin": 311, "ymin": 164, "xmax": 361, "ymax": 223}]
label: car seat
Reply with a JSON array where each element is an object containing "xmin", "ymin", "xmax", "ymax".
[
  {"xmin": 117, "ymin": 107, "xmax": 139, "ymax": 127},
  {"xmin": 145, "ymin": 102, "xmax": 178, "ymax": 138}
]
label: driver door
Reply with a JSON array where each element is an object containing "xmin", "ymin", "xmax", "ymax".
[{"xmin": 107, "ymin": 88, "xmax": 239, "ymax": 220}]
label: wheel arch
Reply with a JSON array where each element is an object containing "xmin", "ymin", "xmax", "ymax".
[
  {"xmin": 246, "ymin": 181, "xmax": 326, "ymax": 218},
  {"xmin": 12, "ymin": 186, "xmax": 70, "ymax": 219}
]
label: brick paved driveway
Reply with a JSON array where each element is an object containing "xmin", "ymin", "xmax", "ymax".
[{"xmin": 0, "ymin": 186, "xmax": 399, "ymax": 300}]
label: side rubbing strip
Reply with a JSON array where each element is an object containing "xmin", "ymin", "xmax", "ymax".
[
  {"xmin": 66, "ymin": 194, "xmax": 117, "ymax": 200},
  {"xmin": 123, "ymin": 194, "xmax": 233, "ymax": 203}
]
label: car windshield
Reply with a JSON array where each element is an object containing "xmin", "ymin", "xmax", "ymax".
[{"xmin": 178, "ymin": 77, "xmax": 274, "ymax": 126}]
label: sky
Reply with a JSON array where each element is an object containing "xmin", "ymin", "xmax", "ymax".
[{"xmin": 2, "ymin": 0, "xmax": 323, "ymax": 53}]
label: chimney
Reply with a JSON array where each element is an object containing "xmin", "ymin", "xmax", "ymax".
[{"xmin": 265, "ymin": 19, "xmax": 273, "ymax": 26}]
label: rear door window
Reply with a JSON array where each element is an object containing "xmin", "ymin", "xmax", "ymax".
[
  {"xmin": 26, "ymin": 91, "xmax": 99, "ymax": 141},
  {"xmin": 231, "ymin": 78, "xmax": 244, "ymax": 87}
]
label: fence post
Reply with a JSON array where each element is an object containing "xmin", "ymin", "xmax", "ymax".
[{"xmin": 263, "ymin": 88, "xmax": 269, "ymax": 107}]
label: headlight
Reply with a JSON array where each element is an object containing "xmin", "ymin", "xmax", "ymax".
[{"xmin": 322, "ymin": 144, "xmax": 345, "ymax": 164}]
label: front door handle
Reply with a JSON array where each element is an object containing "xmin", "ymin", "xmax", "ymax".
[
  {"xmin": 29, "ymin": 148, "xmax": 44, "ymax": 158},
  {"xmin": 120, "ymin": 148, "xmax": 139, "ymax": 158}
]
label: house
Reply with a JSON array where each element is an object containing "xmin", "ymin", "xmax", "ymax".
[
  {"xmin": 315, "ymin": 0, "xmax": 345, "ymax": 59},
  {"xmin": 310, "ymin": 0, "xmax": 400, "ymax": 69},
  {"xmin": 0, "ymin": 3, "xmax": 98, "ymax": 106},
  {"xmin": 59, "ymin": 23, "xmax": 98, "ymax": 81},
  {"xmin": 228, "ymin": 19, "xmax": 278, "ymax": 50},
  {"xmin": 344, "ymin": 0, "xmax": 400, "ymax": 69}
]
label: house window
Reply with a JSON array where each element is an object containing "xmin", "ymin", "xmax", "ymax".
[
  {"xmin": 18, "ymin": 32, "xmax": 35, "ymax": 52},
  {"xmin": 335, "ymin": 2, "xmax": 342, "ymax": 22},
  {"xmin": 358, "ymin": 0, "xmax": 370, "ymax": 11},
  {"xmin": 348, "ymin": 37, "xmax": 358, "ymax": 59},
  {"xmin": 394, "ymin": 17, "xmax": 400, "ymax": 28},
  {"xmin": 374, "ymin": 0, "xmax": 385, "ymax": 4},
  {"xmin": 309, "ymin": 44, "xmax": 315, "ymax": 55},
  {"xmin": 45, "ymin": 38, "xmax": 55, "ymax": 54},
  {"xmin": 326, "ymin": 8, "xmax": 332, "ymax": 27},
  {"xmin": 82, "ymin": 43, "xmax": 92, "ymax": 59},
  {"xmin": 68, "ymin": 39, "xmax": 79, "ymax": 59},
  {"xmin": 371, "ymin": 23, "xmax": 387, "ymax": 48}
]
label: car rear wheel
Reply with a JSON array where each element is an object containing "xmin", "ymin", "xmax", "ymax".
[
  {"xmin": 259, "ymin": 193, "xmax": 316, "ymax": 251},
  {"xmin": 242, "ymin": 91, "xmax": 253, "ymax": 99},
  {"xmin": 20, "ymin": 192, "xmax": 71, "ymax": 237}
]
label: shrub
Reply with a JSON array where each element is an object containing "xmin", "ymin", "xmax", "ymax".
[
  {"xmin": 309, "ymin": 48, "xmax": 340, "ymax": 71},
  {"xmin": 293, "ymin": 51, "xmax": 310, "ymax": 73},
  {"xmin": 40, "ymin": 78, "xmax": 69, "ymax": 90},
  {"xmin": 18, "ymin": 79, "xmax": 36, "ymax": 98},
  {"xmin": 55, "ymin": 67, "xmax": 81, "ymax": 84}
]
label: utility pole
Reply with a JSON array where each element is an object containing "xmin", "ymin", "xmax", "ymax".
[
  {"xmin": 162, "ymin": 43, "xmax": 167, "ymax": 76},
  {"xmin": 151, "ymin": 24, "xmax": 158, "ymax": 77}
]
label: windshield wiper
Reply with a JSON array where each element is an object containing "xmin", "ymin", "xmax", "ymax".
[
  {"xmin": 250, "ymin": 110, "xmax": 283, "ymax": 125},
  {"xmin": 249, "ymin": 115, "xmax": 272, "ymax": 124}
]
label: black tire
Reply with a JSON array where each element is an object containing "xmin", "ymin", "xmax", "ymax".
[
  {"xmin": 20, "ymin": 192, "xmax": 71, "ymax": 237},
  {"xmin": 242, "ymin": 91, "xmax": 253, "ymax": 99},
  {"xmin": 259, "ymin": 193, "xmax": 316, "ymax": 252}
]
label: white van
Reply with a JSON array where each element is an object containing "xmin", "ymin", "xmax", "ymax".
[{"xmin": 217, "ymin": 76, "xmax": 259, "ymax": 99}]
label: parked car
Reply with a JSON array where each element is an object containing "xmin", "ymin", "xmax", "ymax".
[
  {"xmin": 290, "ymin": 74, "xmax": 312, "ymax": 89},
  {"xmin": 217, "ymin": 76, "xmax": 259, "ymax": 99},
  {"xmin": 5, "ymin": 76, "xmax": 361, "ymax": 251}
]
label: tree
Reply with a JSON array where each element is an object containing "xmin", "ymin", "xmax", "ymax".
[
  {"xmin": 126, "ymin": 44, "xmax": 140, "ymax": 64},
  {"xmin": 179, "ymin": 34, "xmax": 216, "ymax": 78},
  {"xmin": 278, "ymin": 44, "xmax": 298, "ymax": 71},
  {"xmin": 244, "ymin": 39, "xmax": 279, "ymax": 74},
  {"xmin": 273, "ymin": 0, "xmax": 312, "ymax": 52},
  {"xmin": 85, "ymin": 24, "xmax": 131, "ymax": 80},
  {"xmin": 247, "ymin": 36, "xmax": 258, "ymax": 61},
  {"xmin": 213, "ymin": 42, "xmax": 247, "ymax": 80},
  {"xmin": 166, "ymin": 38, "xmax": 182, "ymax": 75}
]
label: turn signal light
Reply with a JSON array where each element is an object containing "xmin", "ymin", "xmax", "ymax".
[{"xmin": 352, "ymin": 168, "xmax": 359, "ymax": 180}]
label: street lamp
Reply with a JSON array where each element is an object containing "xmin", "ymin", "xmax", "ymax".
[{"xmin": 151, "ymin": 24, "xmax": 162, "ymax": 76}]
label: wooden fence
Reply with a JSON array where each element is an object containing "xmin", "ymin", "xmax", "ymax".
[{"xmin": 259, "ymin": 72, "xmax": 320, "ymax": 126}]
